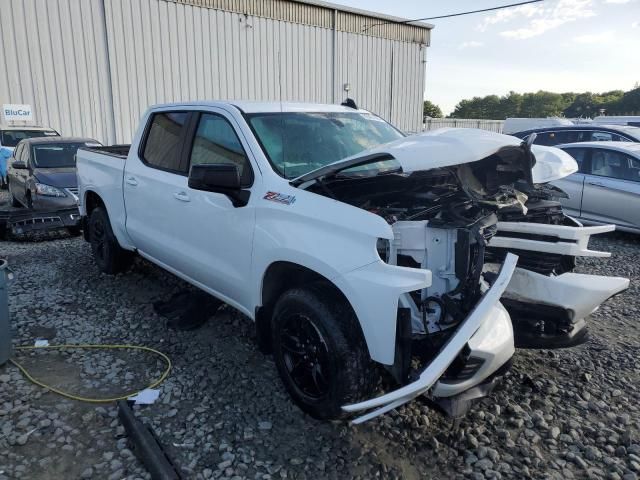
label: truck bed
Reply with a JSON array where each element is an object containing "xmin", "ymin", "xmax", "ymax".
[
  {"xmin": 78, "ymin": 144, "xmax": 130, "ymax": 158},
  {"xmin": 76, "ymin": 144, "xmax": 130, "ymax": 245}
]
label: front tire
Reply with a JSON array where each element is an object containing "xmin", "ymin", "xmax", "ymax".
[
  {"xmin": 271, "ymin": 285, "xmax": 377, "ymax": 420},
  {"xmin": 89, "ymin": 206, "xmax": 132, "ymax": 274}
]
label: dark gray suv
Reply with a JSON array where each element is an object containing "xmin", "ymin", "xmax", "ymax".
[{"xmin": 7, "ymin": 137, "xmax": 100, "ymax": 210}]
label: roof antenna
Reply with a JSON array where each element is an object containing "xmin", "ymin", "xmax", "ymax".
[{"xmin": 341, "ymin": 98, "xmax": 358, "ymax": 109}]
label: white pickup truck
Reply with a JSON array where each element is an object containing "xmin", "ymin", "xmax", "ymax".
[{"xmin": 77, "ymin": 101, "xmax": 629, "ymax": 423}]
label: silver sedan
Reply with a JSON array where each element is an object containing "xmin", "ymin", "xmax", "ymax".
[{"xmin": 553, "ymin": 142, "xmax": 640, "ymax": 233}]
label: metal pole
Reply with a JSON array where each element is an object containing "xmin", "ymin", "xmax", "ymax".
[
  {"xmin": 0, "ymin": 259, "xmax": 12, "ymax": 365},
  {"xmin": 99, "ymin": 0, "xmax": 118, "ymax": 144},
  {"xmin": 332, "ymin": 9, "xmax": 337, "ymax": 103}
]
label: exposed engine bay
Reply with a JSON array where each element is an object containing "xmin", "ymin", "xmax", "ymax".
[{"xmin": 307, "ymin": 145, "xmax": 535, "ymax": 340}]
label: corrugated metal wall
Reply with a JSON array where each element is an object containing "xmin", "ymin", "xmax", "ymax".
[
  {"xmin": 0, "ymin": 0, "xmax": 429, "ymax": 143},
  {"xmin": 0, "ymin": 0, "xmax": 115, "ymax": 142}
]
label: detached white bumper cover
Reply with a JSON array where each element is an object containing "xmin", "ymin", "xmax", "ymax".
[
  {"xmin": 505, "ymin": 268, "xmax": 629, "ymax": 321},
  {"xmin": 489, "ymin": 222, "xmax": 615, "ymax": 257},
  {"xmin": 342, "ymin": 253, "xmax": 519, "ymax": 424}
]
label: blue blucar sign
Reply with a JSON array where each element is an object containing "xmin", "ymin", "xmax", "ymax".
[{"xmin": 2, "ymin": 104, "xmax": 33, "ymax": 122}]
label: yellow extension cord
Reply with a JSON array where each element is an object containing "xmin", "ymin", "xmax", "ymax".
[{"xmin": 8, "ymin": 344, "xmax": 172, "ymax": 403}]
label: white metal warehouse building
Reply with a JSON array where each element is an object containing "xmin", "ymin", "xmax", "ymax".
[{"xmin": 0, "ymin": 0, "xmax": 431, "ymax": 143}]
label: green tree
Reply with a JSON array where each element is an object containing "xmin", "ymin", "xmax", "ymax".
[
  {"xmin": 450, "ymin": 88, "xmax": 639, "ymax": 119},
  {"xmin": 615, "ymin": 87, "xmax": 640, "ymax": 114},
  {"xmin": 423, "ymin": 100, "xmax": 443, "ymax": 118},
  {"xmin": 499, "ymin": 91, "xmax": 523, "ymax": 118}
]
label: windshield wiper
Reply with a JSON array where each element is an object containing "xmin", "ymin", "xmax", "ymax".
[{"xmin": 290, "ymin": 152, "xmax": 395, "ymax": 187}]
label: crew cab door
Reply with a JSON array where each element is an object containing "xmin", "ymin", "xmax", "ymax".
[
  {"xmin": 553, "ymin": 146, "xmax": 588, "ymax": 218},
  {"xmin": 580, "ymin": 148, "xmax": 640, "ymax": 229},
  {"xmin": 171, "ymin": 110, "xmax": 257, "ymax": 310},
  {"xmin": 124, "ymin": 108, "xmax": 257, "ymax": 311},
  {"xmin": 123, "ymin": 110, "xmax": 193, "ymax": 265}
]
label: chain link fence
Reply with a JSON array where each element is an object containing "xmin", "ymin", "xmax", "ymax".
[{"xmin": 422, "ymin": 118, "xmax": 505, "ymax": 133}]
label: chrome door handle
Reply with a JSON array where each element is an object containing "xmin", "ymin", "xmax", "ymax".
[
  {"xmin": 587, "ymin": 181, "xmax": 605, "ymax": 187},
  {"xmin": 173, "ymin": 191, "xmax": 190, "ymax": 202},
  {"xmin": 125, "ymin": 176, "xmax": 138, "ymax": 186}
]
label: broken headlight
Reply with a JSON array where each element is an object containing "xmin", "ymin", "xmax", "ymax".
[{"xmin": 35, "ymin": 182, "xmax": 67, "ymax": 197}]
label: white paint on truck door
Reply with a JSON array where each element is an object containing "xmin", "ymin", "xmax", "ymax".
[
  {"xmin": 171, "ymin": 110, "xmax": 257, "ymax": 310},
  {"xmin": 123, "ymin": 111, "xmax": 193, "ymax": 269}
]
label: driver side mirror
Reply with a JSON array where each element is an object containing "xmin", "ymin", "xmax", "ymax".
[
  {"xmin": 188, "ymin": 163, "xmax": 249, "ymax": 207},
  {"xmin": 11, "ymin": 160, "xmax": 27, "ymax": 170}
]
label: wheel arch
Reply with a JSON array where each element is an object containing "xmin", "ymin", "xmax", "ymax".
[
  {"xmin": 83, "ymin": 190, "xmax": 106, "ymax": 242},
  {"xmin": 255, "ymin": 261, "xmax": 367, "ymax": 356}
]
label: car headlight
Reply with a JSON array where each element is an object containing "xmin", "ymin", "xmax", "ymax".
[{"xmin": 35, "ymin": 182, "xmax": 67, "ymax": 197}]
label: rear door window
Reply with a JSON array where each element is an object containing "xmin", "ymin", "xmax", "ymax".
[
  {"xmin": 532, "ymin": 132, "xmax": 559, "ymax": 146},
  {"xmin": 589, "ymin": 130, "xmax": 628, "ymax": 142},
  {"xmin": 589, "ymin": 149, "xmax": 640, "ymax": 182},
  {"xmin": 142, "ymin": 112, "xmax": 190, "ymax": 173}
]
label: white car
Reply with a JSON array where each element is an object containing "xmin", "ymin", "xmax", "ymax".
[
  {"xmin": 554, "ymin": 141, "xmax": 640, "ymax": 233},
  {"xmin": 76, "ymin": 102, "xmax": 628, "ymax": 423},
  {"xmin": 0, "ymin": 125, "xmax": 59, "ymax": 188}
]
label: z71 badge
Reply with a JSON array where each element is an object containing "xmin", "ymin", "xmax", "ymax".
[{"xmin": 263, "ymin": 191, "xmax": 296, "ymax": 205}]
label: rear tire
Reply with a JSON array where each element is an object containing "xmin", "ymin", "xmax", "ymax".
[
  {"xmin": 271, "ymin": 284, "xmax": 377, "ymax": 420},
  {"xmin": 89, "ymin": 206, "xmax": 132, "ymax": 274}
]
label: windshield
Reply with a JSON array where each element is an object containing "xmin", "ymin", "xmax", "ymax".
[
  {"xmin": 32, "ymin": 143, "xmax": 91, "ymax": 168},
  {"xmin": 247, "ymin": 112, "xmax": 404, "ymax": 179},
  {"xmin": 1, "ymin": 129, "xmax": 58, "ymax": 147}
]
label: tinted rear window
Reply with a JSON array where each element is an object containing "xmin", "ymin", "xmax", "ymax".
[{"xmin": 142, "ymin": 112, "xmax": 190, "ymax": 172}]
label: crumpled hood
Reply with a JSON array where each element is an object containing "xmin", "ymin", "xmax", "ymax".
[
  {"xmin": 33, "ymin": 167, "xmax": 77, "ymax": 188},
  {"xmin": 292, "ymin": 128, "xmax": 578, "ymax": 185}
]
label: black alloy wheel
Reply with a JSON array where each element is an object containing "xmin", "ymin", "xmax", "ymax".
[
  {"xmin": 280, "ymin": 313, "xmax": 331, "ymax": 399},
  {"xmin": 271, "ymin": 285, "xmax": 377, "ymax": 420},
  {"xmin": 88, "ymin": 206, "xmax": 132, "ymax": 274},
  {"xmin": 91, "ymin": 213, "xmax": 108, "ymax": 264}
]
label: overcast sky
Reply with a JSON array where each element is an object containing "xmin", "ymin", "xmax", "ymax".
[{"xmin": 335, "ymin": 0, "xmax": 640, "ymax": 115}]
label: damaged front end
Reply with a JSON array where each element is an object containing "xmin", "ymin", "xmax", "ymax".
[
  {"xmin": 297, "ymin": 138, "xmax": 537, "ymax": 422},
  {"xmin": 294, "ymin": 129, "xmax": 629, "ymax": 423}
]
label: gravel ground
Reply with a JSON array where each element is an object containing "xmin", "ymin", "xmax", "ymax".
[{"xmin": 1, "ymin": 190, "xmax": 639, "ymax": 480}]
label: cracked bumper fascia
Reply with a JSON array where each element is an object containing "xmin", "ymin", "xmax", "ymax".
[
  {"xmin": 488, "ymin": 222, "xmax": 615, "ymax": 257},
  {"xmin": 342, "ymin": 253, "xmax": 519, "ymax": 424}
]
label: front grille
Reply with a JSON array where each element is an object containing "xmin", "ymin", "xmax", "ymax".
[
  {"xmin": 499, "ymin": 201, "xmax": 565, "ymax": 224},
  {"xmin": 485, "ymin": 247, "xmax": 575, "ymax": 275},
  {"xmin": 440, "ymin": 355, "xmax": 485, "ymax": 383}
]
